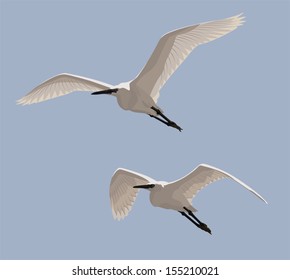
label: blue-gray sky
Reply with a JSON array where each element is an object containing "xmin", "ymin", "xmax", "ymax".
[{"xmin": 0, "ymin": 0, "xmax": 289, "ymax": 259}]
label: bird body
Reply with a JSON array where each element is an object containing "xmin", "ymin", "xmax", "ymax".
[
  {"xmin": 145, "ymin": 181, "xmax": 194, "ymax": 212},
  {"xmin": 114, "ymin": 83, "xmax": 160, "ymax": 115},
  {"xmin": 17, "ymin": 14, "xmax": 245, "ymax": 131},
  {"xmin": 109, "ymin": 164, "xmax": 267, "ymax": 234}
]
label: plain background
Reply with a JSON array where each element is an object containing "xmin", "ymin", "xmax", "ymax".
[{"xmin": 0, "ymin": 0, "xmax": 289, "ymax": 259}]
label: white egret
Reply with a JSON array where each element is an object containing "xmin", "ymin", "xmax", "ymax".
[
  {"xmin": 110, "ymin": 164, "xmax": 267, "ymax": 234},
  {"xmin": 17, "ymin": 14, "xmax": 244, "ymax": 131}
]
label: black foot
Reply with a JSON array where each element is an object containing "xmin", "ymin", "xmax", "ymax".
[
  {"xmin": 151, "ymin": 107, "xmax": 182, "ymax": 132},
  {"xmin": 199, "ymin": 223, "xmax": 212, "ymax": 235},
  {"xmin": 167, "ymin": 121, "xmax": 183, "ymax": 132}
]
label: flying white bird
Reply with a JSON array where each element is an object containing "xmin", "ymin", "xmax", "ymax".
[
  {"xmin": 17, "ymin": 14, "xmax": 244, "ymax": 131},
  {"xmin": 110, "ymin": 164, "xmax": 267, "ymax": 234}
]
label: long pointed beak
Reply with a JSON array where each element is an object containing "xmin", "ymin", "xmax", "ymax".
[
  {"xmin": 91, "ymin": 88, "xmax": 118, "ymax": 95},
  {"xmin": 133, "ymin": 184, "xmax": 155, "ymax": 189}
]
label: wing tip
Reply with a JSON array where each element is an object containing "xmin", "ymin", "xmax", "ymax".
[
  {"xmin": 232, "ymin": 13, "xmax": 246, "ymax": 26},
  {"xmin": 16, "ymin": 99, "xmax": 23, "ymax": 105},
  {"xmin": 112, "ymin": 210, "xmax": 125, "ymax": 221},
  {"xmin": 16, "ymin": 97, "xmax": 37, "ymax": 106},
  {"xmin": 16, "ymin": 98, "xmax": 28, "ymax": 106},
  {"xmin": 261, "ymin": 197, "xmax": 268, "ymax": 205},
  {"xmin": 256, "ymin": 194, "xmax": 268, "ymax": 205}
]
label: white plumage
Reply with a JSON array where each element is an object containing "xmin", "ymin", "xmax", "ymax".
[
  {"xmin": 17, "ymin": 14, "xmax": 244, "ymax": 131},
  {"xmin": 110, "ymin": 164, "xmax": 267, "ymax": 234},
  {"xmin": 109, "ymin": 169, "xmax": 155, "ymax": 221},
  {"xmin": 17, "ymin": 73, "xmax": 113, "ymax": 105}
]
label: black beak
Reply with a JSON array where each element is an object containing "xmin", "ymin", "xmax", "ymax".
[
  {"xmin": 133, "ymin": 184, "xmax": 155, "ymax": 189},
  {"xmin": 91, "ymin": 88, "xmax": 118, "ymax": 95}
]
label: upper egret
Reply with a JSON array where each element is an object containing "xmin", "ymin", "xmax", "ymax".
[
  {"xmin": 110, "ymin": 164, "xmax": 267, "ymax": 234},
  {"xmin": 17, "ymin": 14, "xmax": 244, "ymax": 131}
]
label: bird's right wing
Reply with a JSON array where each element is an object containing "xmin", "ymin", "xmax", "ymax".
[
  {"xmin": 17, "ymin": 73, "xmax": 113, "ymax": 105},
  {"xmin": 166, "ymin": 164, "xmax": 267, "ymax": 205},
  {"xmin": 110, "ymin": 168, "xmax": 155, "ymax": 221},
  {"xmin": 131, "ymin": 14, "xmax": 244, "ymax": 103}
]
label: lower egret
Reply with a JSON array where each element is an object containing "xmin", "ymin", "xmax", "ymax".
[{"xmin": 110, "ymin": 164, "xmax": 267, "ymax": 234}]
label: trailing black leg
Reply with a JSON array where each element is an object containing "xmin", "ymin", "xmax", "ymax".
[
  {"xmin": 151, "ymin": 107, "xmax": 171, "ymax": 122},
  {"xmin": 150, "ymin": 107, "xmax": 183, "ymax": 132},
  {"xmin": 183, "ymin": 207, "xmax": 203, "ymax": 223},
  {"xmin": 183, "ymin": 207, "xmax": 212, "ymax": 235},
  {"xmin": 149, "ymin": 115, "xmax": 170, "ymax": 126},
  {"xmin": 179, "ymin": 211, "xmax": 201, "ymax": 228}
]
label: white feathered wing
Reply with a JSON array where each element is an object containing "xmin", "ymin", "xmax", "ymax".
[
  {"xmin": 131, "ymin": 14, "xmax": 244, "ymax": 102},
  {"xmin": 166, "ymin": 164, "xmax": 268, "ymax": 206},
  {"xmin": 17, "ymin": 73, "xmax": 113, "ymax": 105},
  {"xmin": 110, "ymin": 168, "xmax": 156, "ymax": 220}
]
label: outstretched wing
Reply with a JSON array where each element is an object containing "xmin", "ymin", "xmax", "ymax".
[
  {"xmin": 131, "ymin": 14, "xmax": 244, "ymax": 103},
  {"xmin": 109, "ymin": 168, "xmax": 156, "ymax": 221},
  {"xmin": 166, "ymin": 164, "xmax": 268, "ymax": 205},
  {"xmin": 17, "ymin": 73, "xmax": 113, "ymax": 105}
]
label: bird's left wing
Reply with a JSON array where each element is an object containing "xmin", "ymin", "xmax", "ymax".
[
  {"xmin": 131, "ymin": 14, "xmax": 244, "ymax": 103},
  {"xmin": 110, "ymin": 168, "xmax": 156, "ymax": 221},
  {"xmin": 166, "ymin": 164, "xmax": 267, "ymax": 205},
  {"xmin": 17, "ymin": 73, "xmax": 113, "ymax": 105}
]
